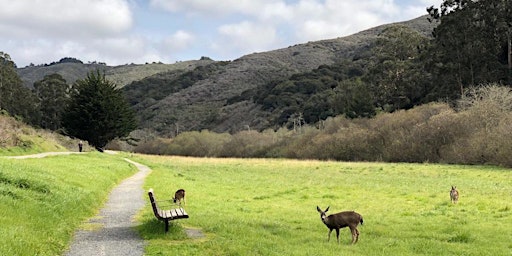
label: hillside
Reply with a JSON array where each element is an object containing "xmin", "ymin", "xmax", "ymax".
[
  {"xmin": 123, "ymin": 15, "xmax": 436, "ymax": 135},
  {"xmin": 17, "ymin": 59, "xmax": 215, "ymax": 88},
  {"xmin": 16, "ymin": 15, "xmax": 436, "ymax": 137},
  {"xmin": 0, "ymin": 113, "xmax": 79, "ymax": 155}
]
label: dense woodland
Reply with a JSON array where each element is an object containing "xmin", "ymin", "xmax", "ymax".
[{"xmin": 2, "ymin": 0, "xmax": 512, "ymax": 165}]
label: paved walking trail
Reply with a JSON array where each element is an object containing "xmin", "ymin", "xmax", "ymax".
[{"xmin": 64, "ymin": 158, "xmax": 151, "ymax": 256}]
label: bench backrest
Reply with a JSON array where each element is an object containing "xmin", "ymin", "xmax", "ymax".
[{"xmin": 148, "ymin": 188, "xmax": 164, "ymax": 220}]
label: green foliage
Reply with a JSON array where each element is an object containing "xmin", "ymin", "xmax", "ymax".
[
  {"xmin": 0, "ymin": 153, "xmax": 136, "ymax": 255},
  {"xmin": 0, "ymin": 52, "xmax": 39, "ymax": 123},
  {"xmin": 135, "ymin": 155, "xmax": 512, "ymax": 255},
  {"xmin": 366, "ymin": 25, "xmax": 430, "ymax": 111},
  {"xmin": 252, "ymin": 61, "xmax": 371, "ymax": 125},
  {"xmin": 426, "ymin": 0, "xmax": 512, "ymax": 99},
  {"xmin": 62, "ymin": 70, "xmax": 136, "ymax": 149},
  {"xmin": 123, "ymin": 62, "xmax": 229, "ymax": 106},
  {"xmin": 33, "ymin": 73, "xmax": 71, "ymax": 130}
]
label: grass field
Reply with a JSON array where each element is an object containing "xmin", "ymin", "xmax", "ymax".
[
  {"xmin": 0, "ymin": 153, "xmax": 136, "ymax": 255},
  {"xmin": 133, "ymin": 155, "xmax": 512, "ymax": 256},
  {"xmin": 1, "ymin": 152, "xmax": 511, "ymax": 255}
]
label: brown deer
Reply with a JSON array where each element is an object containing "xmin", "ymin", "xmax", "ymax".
[
  {"xmin": 450, "ymin": 186, "xmax": 459, "ymax": 204},
  {"xmin": 173, "ymin": 189, "xmax": 186, "ymax": 206},
  {"xmin": 316, "ymin": 206, "xmax": 363, "ymax": 244}
]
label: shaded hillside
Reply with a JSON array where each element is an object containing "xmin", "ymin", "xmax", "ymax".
[
  {"xmin": 125, "ymin": 15, "xmax": 436, "ymax": 135},
  {"xmin": 17, "ymin": 59, "xmax": 215, "ymax": 88}
]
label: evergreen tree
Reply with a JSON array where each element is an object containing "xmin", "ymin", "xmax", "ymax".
[
  {"xmin": 0, "ymin": 51, "xmax": 38, "ymax": 122},
  {"xmin": 366, "ymin": 25, "xmax": 430, "ymax": 111},
  {"xmin": 33, "ymin": 74, "xmax": 71, "ymax": 130},
  {"xmin": 426, "ymin": 0, "xmax": 512, "ymax": 100},
  {"xmin": 62, "ymin": 70, "xmax": 136, "ymax": 150}
]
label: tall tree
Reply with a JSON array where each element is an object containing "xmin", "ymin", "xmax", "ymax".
[
  {"xmin": 0, "ymin": 52, "xmax": 38, "ymax": 122},
  {"xmin": 33, "ymin": 74, "xmax": 71, "ymax": 130},
  {"xmin": 61, "ymin": 70, "xmax": 136, "ymax": 150},
  {"xmin": 366, "ymin": 25, "xmax": 430, "ymax": 111},
  {"xmin": 426, "ymin": 0, "xmax": 512, "ymax": 100}
]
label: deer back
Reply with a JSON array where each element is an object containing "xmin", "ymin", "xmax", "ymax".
[
  {"xmin": 327, "ymin": 211, "xmax": 361, "ymax": 229},
  {"xmin": 174, "ymin": 189, "xmax": 185, "ymax": 200}
]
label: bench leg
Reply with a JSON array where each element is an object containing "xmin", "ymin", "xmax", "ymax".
[{"xmin": 165, "ymin": 220, "xmax": 169, "ymax": 232}]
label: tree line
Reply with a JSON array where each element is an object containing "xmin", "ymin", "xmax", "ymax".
[{"xmin": 0, "ymin": 52, "xmax": 135, "ymax": 150}]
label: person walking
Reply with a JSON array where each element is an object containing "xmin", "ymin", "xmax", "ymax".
[{"xmin": 78, "ymin": 141, "xmax": 83, "ymax": 152}]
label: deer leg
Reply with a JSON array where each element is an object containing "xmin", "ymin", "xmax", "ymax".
[
  {"xmin": 327, "ymin": 229, "xmax": 332, "ymax": 242},
  {"xmin": 349, "ymin": 227, "xmax": 356, "ymax": 244},
  {"xmin": 354, "ymin": 228, "xmax": 360, "ymax": 244},
  {"xmin": 335, "ymin": 228, "xmax": 340, "ymax": 244}
]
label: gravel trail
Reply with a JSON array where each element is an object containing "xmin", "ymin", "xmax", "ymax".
[{"xmin": 64, "ymin": 158, "xmax": 151, "ymax": 256}]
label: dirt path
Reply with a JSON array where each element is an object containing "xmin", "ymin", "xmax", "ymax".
[
  {"xmin": 64, "ymin": 158, "xmax": 151, "ymax": 256},
  {"xmin": 6, "ymin": 151, "xmax": 82, "ymax": 159}
]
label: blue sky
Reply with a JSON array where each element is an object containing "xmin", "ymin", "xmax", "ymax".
[{"xmin": 0, "ymin": 0, "xmax": 442, "ymax": 67}]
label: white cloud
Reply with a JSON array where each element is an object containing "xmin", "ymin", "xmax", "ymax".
[
  {"xmin": 149, "ymin": 0, "xmax": 430, "ymax": 59},
  {"xmin": 163, "ymin": 30, "xmax": 195, "ymax": 52},
  {"xmin": 0, "ymin": 0, "xmax": 133, "ymax": 39},
  {"xmin": 149, "ymin": 0, "xmax": 275, "ymax": 16},
  {"xmin": 215, "ymin": 21, "xmax": 277, "ymax": 55},
  {"xmin": 0, "ymin": 0, "xmax": 442, "ymax": 67}
]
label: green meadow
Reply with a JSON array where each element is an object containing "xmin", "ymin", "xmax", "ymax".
[
  {"xmin": 1, "ymin": 153, "xmax": 511, "ymax": 255},
  {"xmin": 134, "ymin": 155, "xmax": 512, "ymax": 256}
]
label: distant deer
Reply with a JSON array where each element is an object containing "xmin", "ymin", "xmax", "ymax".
[
  {"xmin": 450, "ymin": 186, "xmax": 459, "ymax": 204},
  {"xmin": 173, "ymin": 189, "xmax": 186, "ymax": 206},
  {"xmin": 316, "ymin": 206, "xmax": 363, "ymax": 244}
]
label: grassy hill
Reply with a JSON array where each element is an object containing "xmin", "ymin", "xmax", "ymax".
[
  {"xmin": 0, "ymin": 113, "xmax": 80, "ymax": 155},
  {"xmin": 17, "ymin": 59, "xmax": 215, "ymax": 88}
]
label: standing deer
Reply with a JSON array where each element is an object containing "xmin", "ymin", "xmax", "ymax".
[
  {"xmin": 450, "ymin": 186, "xmax": 459, "ymax": 204},
  {"xmin": 316, "ymin": 206, "xmax": 363, "ymax": 244},
  {"xmin": 173, "ymin": 189, "xmax": 186, "ymax": 206}
]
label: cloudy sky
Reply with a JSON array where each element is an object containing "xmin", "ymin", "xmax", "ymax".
[{"xmin": 0, "ymin": 0, "xmax": 441, "ymax": 67}]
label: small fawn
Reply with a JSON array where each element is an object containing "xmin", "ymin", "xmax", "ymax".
[
  {"xmin": 173, "ymin": 189, "xmax": 186, "ymax": 206},
  {"xmin": 317, "ymin": 206, "xmax": 363, "ymax": 244},
  {"xmin": 450, "ymin": 186, "xmax": 459, "ymax": 204}
]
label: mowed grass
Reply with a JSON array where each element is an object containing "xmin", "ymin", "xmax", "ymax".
[
  {"xmin": 134, "ymin": 155, "xmax": 512, "ymax": 256},
  {"xmin": 0, "ymin": 153, "xmax": 137, "ymax": 255}
]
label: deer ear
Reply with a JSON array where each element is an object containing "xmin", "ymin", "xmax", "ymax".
[
  {"xmin": 325, "ymin": 206, "xmax": 330, "ymax": 212},
  {"xmin": 316, "ymin": 206, "xmax": 321, "ymax": 212}
]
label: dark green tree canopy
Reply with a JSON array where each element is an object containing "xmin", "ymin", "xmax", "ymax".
[
  {"xmin": 426, "ymin": 0, "xmax": 512, "ymax": 100},
  {"xmin": 0, "ymin": 51, "xmax": 38, "ymax": 122},
  {"xmin": 62, "ymin": 70, "xmax": 136, "ymax": 150},
  {"xmin": 33, "ymin": 73, "xmax": 71, "ymax": 130}
]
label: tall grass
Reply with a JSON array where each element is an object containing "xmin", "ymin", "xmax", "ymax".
[
  {"xmin": 0, "ymin": 153, "xmax": 136, "ymax": 255},
  {"xmin": 134, "ymin": 155, "xmax": 512, "ymax": 256}
]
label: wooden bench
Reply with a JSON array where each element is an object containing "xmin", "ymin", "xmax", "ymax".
[{"xmin": 148, "ymin": 188, "xmax": 189, "ymax": 232}]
